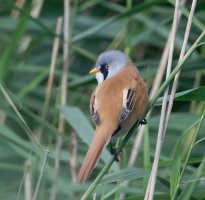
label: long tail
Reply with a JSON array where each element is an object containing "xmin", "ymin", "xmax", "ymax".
[{"xmin": 77, "ymin": 127, "xmax": 112, "ymax": 184}]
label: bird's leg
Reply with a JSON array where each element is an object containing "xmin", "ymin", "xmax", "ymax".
[
  {"xmin": 108, "ymin": 140, "xmax": 121, "ymax": 162},
  {"xmin": 140, "ymin": 117, "xmax": 147, "ymax": 125}
]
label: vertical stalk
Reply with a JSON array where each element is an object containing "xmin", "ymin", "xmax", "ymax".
[
  {"xmin": 24, "ymin": 160, "xmax": 32, "ymax": 200},
  {"xmin": 164, "ymin": 0, "xmax": 197, "ymax": 139},
  {"xmin": 144, "ymin": 1, "xmax": 180, "ymax": 199},
  {"xmin": 39, "ymin": 17, "xmax": 63, "ymax": 140},
  {"xmin": 50, "ymin": 1, "xmax": 70, "ymax": 200},
  {"xmin": 32, "ymin": 149, "xmax": 49, "ymax": 200}
]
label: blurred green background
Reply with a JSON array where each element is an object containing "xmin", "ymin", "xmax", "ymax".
[{"xmin": 0, "ymin": 0, "xmax": 205, "ymax": 200}]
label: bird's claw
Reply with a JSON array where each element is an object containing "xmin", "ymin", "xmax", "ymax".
[
  {"xmin": 140, "ymin": 118, "xmax": 147, "ymax": 125},
  {"xmin": 110, "ymin": 148, "xmax": 121, "ymax": 162}
]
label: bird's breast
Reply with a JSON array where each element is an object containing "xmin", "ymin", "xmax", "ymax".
[{"xmin": 95, "ymin": 78, "xmax": 123, "ymax": 129}]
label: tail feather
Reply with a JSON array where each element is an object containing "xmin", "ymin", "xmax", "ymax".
[{"xmin": 77, "ymin": 127, "xmax": 111, "ymax": 184}]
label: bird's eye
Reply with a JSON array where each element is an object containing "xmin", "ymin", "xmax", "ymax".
[{"xmin": 105, "ymin": 65, "xmax": 109, "ymax": 69}]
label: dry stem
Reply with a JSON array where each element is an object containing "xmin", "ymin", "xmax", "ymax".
[
  {"xmin": 164, "ymin": 0, "xmax": 197, "ymax": 132},
  {"xmin": 39, "ymin": 17, "xmax": 63, "ymax": 139},
  {"xmin": 32, "ymin": 149, "xmax": 49, "ymax": 200},
  {"xmin": 50, "ymin": 1, "xmax": 70, "ymax": 200},
  {"xmin": 144, "ymin": 0, "xmax": 180, "ymax": 199},
  {"xmin": 24, "ymin": 160, "xmax": 32, "ymax": 200}
]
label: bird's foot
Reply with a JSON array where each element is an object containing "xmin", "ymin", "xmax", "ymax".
[
  {"xmin": 110, "ymin": 147, "xmax": 121, "ymax": 162},
  {"xmin": 108, "ymin": 142, "xmax": 122, "ymax": 162},
  {"xmin": 140, "ymin": 118, "xmax": 147, "ymax": 125}
]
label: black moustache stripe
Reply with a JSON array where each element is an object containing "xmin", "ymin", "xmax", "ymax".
[{"xmin": 100, "ymin": 64, "xmax": 109, "ymax": 80}]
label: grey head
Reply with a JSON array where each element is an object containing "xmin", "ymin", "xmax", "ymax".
[{"xmin": 95, "ymin": 50, "xmax": 129, "ymax": 84}]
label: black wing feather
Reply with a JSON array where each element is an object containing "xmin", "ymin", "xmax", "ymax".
[{"xmin": 119, "ymin": 88, "xmax": 136, "ymax": 122}]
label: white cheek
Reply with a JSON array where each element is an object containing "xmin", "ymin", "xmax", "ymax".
[{"xmin": 96, "ymin": 72, "xmax": 104, "ymax": 84}]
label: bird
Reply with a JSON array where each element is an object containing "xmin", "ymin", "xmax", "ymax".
[{"xmin": 77, "ymin": 50, "xmax": 148, "ymax": 184}]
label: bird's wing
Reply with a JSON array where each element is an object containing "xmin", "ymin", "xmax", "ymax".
[
  {"xmin": 119, "ymin": 88, "xmax": 136, "ymax": 122},
  {"xmin": 90, "ymin": 91, "xmax": 100, "ymax": 125}
]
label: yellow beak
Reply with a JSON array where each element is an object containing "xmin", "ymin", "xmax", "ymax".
[{"xmin": 89, "ymin": 67, "xmax": 100, "ymax": 74}]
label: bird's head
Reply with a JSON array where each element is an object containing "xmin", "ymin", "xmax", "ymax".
[{"xmin": 89, "ymin": 50, "xmax": 129, "ymax": 84}]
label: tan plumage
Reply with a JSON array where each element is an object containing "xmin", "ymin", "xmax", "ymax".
[{"xmin": 77, "ymin": 51, "xmax": 148, "ymax": 184}]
